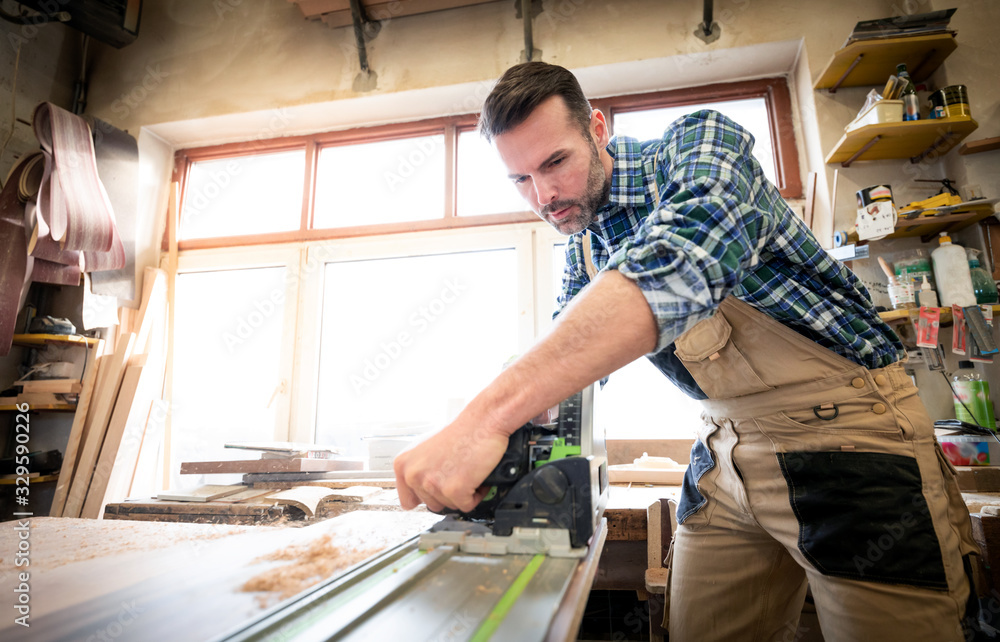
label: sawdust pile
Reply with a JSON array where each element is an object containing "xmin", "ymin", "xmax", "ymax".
[{"xmin": 240, "ymin": 534, "xmax": 380, "ymax": 607}]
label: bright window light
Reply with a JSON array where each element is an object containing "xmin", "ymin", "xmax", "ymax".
[
  {"xmin": 457, "ymin": 129, "xmax": 529, "ymax": 217},
  {"xmin": 314, "ymin": 135, "xmax": 446, "ymax": 228},
  {"xmin": 614, "ymin": 98, "xmax": 776, "ymax": 185},
  {"xmin": 314, "ymin": 249, "xmax": 519, "ymax": 466},
  {"xmin": 180, "ymin": 151, "xmax": 304, "ymax": 240},
  {"xmin": 550, "ymin": 242, "xmax": 700, "ymax": 439},
  {"xmin": 171, "ymin": 267, "xmax": 288, "ymax": 488}
]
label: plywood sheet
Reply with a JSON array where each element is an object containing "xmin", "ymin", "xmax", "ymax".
[
  {"xmin": 157, "ymin": 485, "xmax": 247, "ymax": 502},
  {"xmin": 181, "ymin": 458, "xmax": 364, "ymax": 475}
]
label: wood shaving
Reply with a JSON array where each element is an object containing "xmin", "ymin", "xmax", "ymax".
[{"xmin": 240, "ymin": 534, "xmax": 381, "ymax": 607}]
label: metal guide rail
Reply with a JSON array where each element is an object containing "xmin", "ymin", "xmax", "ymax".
[{"xmin": 214, "ymin": 527, "xmax": 597, "ymax": 642}]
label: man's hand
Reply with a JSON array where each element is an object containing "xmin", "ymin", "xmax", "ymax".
[
  {"xmin": 394, "ymin": 418, "xmax": 510, "ymax": 512},
  {"xmin": 393, "ymin": 270, "xmax": 658, "ymax": 513}
]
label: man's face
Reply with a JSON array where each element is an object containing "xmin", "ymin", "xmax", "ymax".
[{"xmin": 493, "ymin": 96, "xmax": 612, "ymax": 235}]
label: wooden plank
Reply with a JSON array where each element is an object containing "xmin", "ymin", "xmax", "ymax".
[
  {"xmin": 181, "ymin": 458, "xmax": 364, "ymax": 475},
  {"xmin": 102, "ymin": 512, "xmax": 272, "ymax": 525},
  {"xmin": 110, "ymin": 500, "xmax": 283, "ymax": 517},
  {"xmin": 250, "ymin": 479, "xmax": 397, "ymax": 489},
  {"xmin": 50, "ymin": 341, "xmax": 103, "ymax": 516},
  {"xmin": 606, "ymin": 439, "xmax": 693, "ymax": 466},
  {"xmin": 804, "ymin": 171, "xmax": 817, "ymax": 230},
  {"xmin": 156, "ymin": 485, "xmax": 247, "ymax": 503},
  {"xmin": 321, "ymin": 486, "xmax": 383, "ymax": 502},
  {"xmin": 269, "ymin": 486, "xmax": 338, "ymax": 518},
  {"xmin": 80, "ymin": 362, "xmax": 145, "ymax": 519},
  {"xmin": 214, "ymin": 488, "xmax": 275, "ymax": 504},
  {"xmin": 63, "ymin": 333, "xmax": 136, "ymax": 518},
  {"xmin": 19, "ymin": 379, "xmax": 82, "ymax": 394},
  {"xmin": 813, "ymin": 33, "xmax": 957, "ymax": 90},
  {"xmin": 825, "ymin": 116, "xmax": 978, "ymax": 165},
  {"xmin": 605, "ymin": 508, "xmax": 647, "ymax": 542},
  {"xmin": 956, "ymin": 466, "xmax": 1000, "ymax": 492},
  {"xmin": 959, "ymin": 136, "xmax": 1000, "ymax": 156},
  {"xmin": 88, "ymin": 275, "xmax": 170, "ymax": 516}
]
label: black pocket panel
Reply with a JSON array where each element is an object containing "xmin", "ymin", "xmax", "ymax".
[{"xmin": 777, "ymin": 450, "xmax": 947, "ymax": 590}]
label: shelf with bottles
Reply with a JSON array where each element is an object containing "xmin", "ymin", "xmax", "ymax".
[
  {"xmin": 814, "ymin": 33, "xmax": 957, "ymax": 92},
  {"xmin": 825, "ymin": 116, "xmax": 978, "ymax": 167}
]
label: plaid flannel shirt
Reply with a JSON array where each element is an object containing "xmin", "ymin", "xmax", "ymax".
[{"xmin": 555, "ymin": 110, "xmax": 903, "ymax": 398}]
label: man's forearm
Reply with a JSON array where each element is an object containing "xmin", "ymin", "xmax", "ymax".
[{"xmin": 462, "ymin": 269, "xmax": 659, "ymax": 438}]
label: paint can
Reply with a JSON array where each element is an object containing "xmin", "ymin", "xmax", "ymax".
[{"xmin": 932, "ymin": 85, "xmax": 970, "ymax": 118}]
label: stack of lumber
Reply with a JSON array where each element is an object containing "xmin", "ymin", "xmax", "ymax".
[{"xmin": 50, "ymin": 267, "xmax": 169, "ymax": 519}]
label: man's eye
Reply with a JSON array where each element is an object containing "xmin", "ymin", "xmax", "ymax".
[
  {"xmin": 513, "ymin": 176, "xmax": 528, "ymax": 185},
  {"xmin": 551, "ymin": 157, "xmax": 564, "ymax": 167}
]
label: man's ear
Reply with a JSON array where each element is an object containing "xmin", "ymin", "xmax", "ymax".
[{"xmin": 590, "ymin": 109, "xmax": 610, "ymax": 148}]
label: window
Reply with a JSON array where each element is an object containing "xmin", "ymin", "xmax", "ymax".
[
  {"xmin": 313, "ymin": 248, "xmax": 521, "ymax": 463},
  {"xmin": 314, "ymin": 134, "xmax": 446, "ymax": 228},
  {"xmin": 164, "ymin": 78, "xmax": 800, "ymax": 479},
  {"xmin": 179, "ymin": 151, "xmax": 304, "ymax": 240},
  {"xmin": 613, "ymin": 97, "xmax": 777, "ymax": 186}
]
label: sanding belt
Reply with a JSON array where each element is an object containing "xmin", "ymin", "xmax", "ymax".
[{"xmin": 0, "ymin": 102, "xmax": 138, "ymax": 355}]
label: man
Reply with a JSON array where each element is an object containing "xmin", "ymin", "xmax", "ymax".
[{"xmin": 394, "ymin": 62, "xmax": 980, "ymax": 640}]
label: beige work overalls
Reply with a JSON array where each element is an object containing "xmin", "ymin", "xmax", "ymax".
[{"xmin": 665, "ymin": 296, "xmax": 981, "ymax": 642}]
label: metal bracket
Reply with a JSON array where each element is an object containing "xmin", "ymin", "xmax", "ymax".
[
  {"xmin": 515, "ymin": 0, "xmax": 543, "ymax": 62},
  {"xmin": 348, "ymin": 0, "xmax": 382, "ymax": 73},
  {"xmin": 694, "ymin": 0, "xmax": 721, "ymax": 44}
]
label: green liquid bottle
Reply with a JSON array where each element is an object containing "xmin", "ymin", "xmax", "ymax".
[
  {"xmin": 953, "ymin": 360, "xmax": 996, "ymax": 430},
  {"xmin": 968, "ymin": 248, "xmax": 999, "ymax": 304}
]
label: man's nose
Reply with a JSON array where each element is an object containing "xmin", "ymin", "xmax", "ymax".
[{"xmin": 533, "ymin": 175, "xmax": 558, "ymax": 206}]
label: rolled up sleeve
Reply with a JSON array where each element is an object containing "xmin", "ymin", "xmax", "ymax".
[{"xmin": 604, "ymin": 112, "xmax": 777, "ymax": 353}]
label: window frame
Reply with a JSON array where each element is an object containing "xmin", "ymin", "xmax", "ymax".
[
  {"xmin": 169, "ymin": 77, "xmax": 801, "ymax": 251},
  {"xmin": 596, "ymin": 78, "xmax": 802, "ymax": 200}
]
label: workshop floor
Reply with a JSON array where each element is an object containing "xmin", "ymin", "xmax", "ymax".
[{"xmin": 578, "ymin": 589, "xmax": 652, "ymax": 641}]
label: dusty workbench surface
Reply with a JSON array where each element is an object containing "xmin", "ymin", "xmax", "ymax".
[{"xmin": 0, "ymin": 510, "xmax": 442, "ymax": 641}]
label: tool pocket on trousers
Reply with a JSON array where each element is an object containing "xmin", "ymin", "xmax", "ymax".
[
  {"xmin": 777, "ymin": 450, "xmax": 947, "ymax": 590},
  {"xmin": 677, "ymin": 439, "xmax": 716, "ymax": 525},
  {"xmin": 776, "ymin": 392, "xmax": 906, "ymax": 437},
  {"xmin": 675, "ymin": 311, "xmax": 771, "ymax": 399}
]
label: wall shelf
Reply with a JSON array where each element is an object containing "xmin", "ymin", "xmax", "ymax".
[
  {"xmin": 825, "ymin": 116, "xmax": 978, "ymax": 167},
  {"xmin": 11, "ymin": 334, "xmax": 98, "ymax": 349},
  {"xmin": 0, "ymin": 403, "xmax": 77, "ymax": 412},
  {"xmin": 888, "ymin": 199, "xmax": 998, "ymax": 242},
  {"xmin": 880, "ymin": 304, "xmax": 1000, "ymax": 324},
  {"xmin": 959, "ymin": 137, "xmax": 1000, "ymax": 156},
  {"xmin": 814, "ymin": 33, "xmax": 957, "ymax": 92}
]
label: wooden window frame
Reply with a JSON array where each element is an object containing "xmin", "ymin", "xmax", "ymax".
[
  {"xmin": 599, "ymin": 77, "xmax": 802, "ymax": 200},
  {"xmin": 170, "ymin": 77, "xmax": 801, "ymax": 251}
]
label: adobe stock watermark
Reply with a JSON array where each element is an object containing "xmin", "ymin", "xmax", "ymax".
[
  {"xmin": 350, "ymin": 278, "xmax": 468, "ymax": 394},
  {"xmin": 181, "ymin": 108, "xmax": 294, "ymax": 224},
  {"xmin": 222, "ymin": 246, "xmax": 335, "ymax": 352},
  {"xmin": 84, "ymin": 600, "xmax": 145, "ymax": 642},
  {"xmin": 5, "ymin": 0, "xmax": 71, "ymax": 52}
]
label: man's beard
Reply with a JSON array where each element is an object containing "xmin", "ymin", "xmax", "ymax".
[{"xmin": 541, "ymin": 143, "xmax": 611, "ymax": 236}]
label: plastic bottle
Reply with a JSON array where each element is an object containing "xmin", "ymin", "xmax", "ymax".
[
  {"xmin": 918, "ymin": 275, "xmax": 939, "ymax": 308},
  {"xmin": 953, "ymin": 360, "xmax": 996, "ymax": 429},
  {"xmin": 967, "ymin": 248, "xmax": 999, "ymax": 304},
  {"xmin": 932, "ymin": 233, "xmax": 976, "ymax": 308},
  {"xmin": 897, "ymin": 63, "xmax": 920, "ymax": 121}
]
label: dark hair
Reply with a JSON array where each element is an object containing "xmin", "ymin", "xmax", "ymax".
[{"xmin": 478, "ymin": 62, "xmax": 593, "ymax": 142}]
